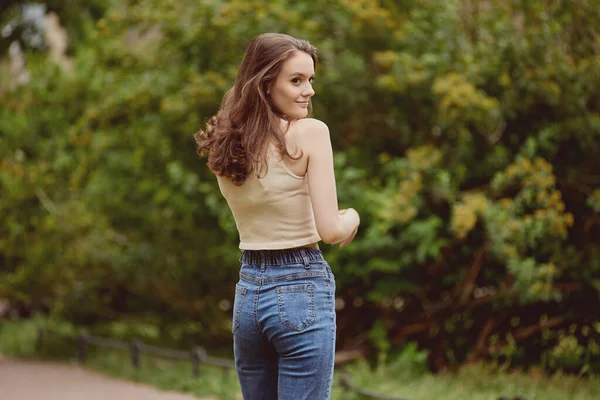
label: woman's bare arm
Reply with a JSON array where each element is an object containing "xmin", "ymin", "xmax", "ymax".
[{"xmin": 298, "ymin": 118, "xmax": 360, "ymax": 245}]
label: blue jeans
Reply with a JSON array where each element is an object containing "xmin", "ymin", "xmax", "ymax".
[{"xmin": 232, "ymin": 248, "xmax": 336, "ymax": 400}]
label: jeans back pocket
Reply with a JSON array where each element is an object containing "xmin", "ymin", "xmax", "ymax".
[
  {"xmin": 232, "ymin": 284, "xmax": 248, "ymax": 333},
  {"xmin": 276, "ymin": 283, "xmax": 316, "ymax": 332}
]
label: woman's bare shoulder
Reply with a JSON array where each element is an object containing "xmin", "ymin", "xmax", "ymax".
[
  {"xmin": 290, "ymin": 118, "xmax": 330, "ymax": 141},
  {"xmin": 293, "ymin": 117, "xmax": 328, "ymax": 130}
]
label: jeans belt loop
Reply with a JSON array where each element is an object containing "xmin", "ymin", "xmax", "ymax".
[
  {"xmin": 259, "ymin": 251, "xmax": 267, "ymax": 272},
  {"xmin": 301, "ymin": 249, "xmax": 310, "ymax": 269}
]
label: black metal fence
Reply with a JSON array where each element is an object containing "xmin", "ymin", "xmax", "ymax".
[{"xmin": 35, "ymin": 327, "xmax": 409, "ymax": 400}]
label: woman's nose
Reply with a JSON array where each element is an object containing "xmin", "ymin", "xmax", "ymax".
[{"xmin": 303, "ymin": 85, "xmax": 315, "ymax": 97}]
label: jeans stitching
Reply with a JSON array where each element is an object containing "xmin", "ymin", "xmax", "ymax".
[
  {"xmin": 232, "ymin": 285, "xmax": 247, "ymax": 334},
  {"xmin": 325, "ymin": 265, "xmax": 336, "ymax": 293},
  {"xmin": 276, "ymin": 283, "xmax": 316, "ymax": 332},
  {"xmin": 253, "ymin": 287, "xmax": 262, "ymax": 335},
  {"xmin": 327, "ymin": 281, "xmax": 336, "ymax": 398},
  {"xmin": 240, "ymin": 271, "xmax": 327, "ymax": 285},
  {"xmin": 253, "ymin": 266, "xmax": 266, "ymax": 336}
]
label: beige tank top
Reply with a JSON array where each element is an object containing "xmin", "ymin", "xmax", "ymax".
[{"xmin": 216, "ymin": 145, "xmax": 321, "ymax": 250}]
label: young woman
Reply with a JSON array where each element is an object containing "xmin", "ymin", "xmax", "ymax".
[{"xmin": 194, "ymin": 32, "xmax": 360, "ymax": 400}]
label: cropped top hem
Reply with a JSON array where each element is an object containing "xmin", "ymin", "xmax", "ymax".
[{"xmin": 239, "ymin": 234, "xmax": 322, "ymax": 250}]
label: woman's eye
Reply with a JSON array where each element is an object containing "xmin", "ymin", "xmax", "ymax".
[{"xmin": 291, "ymin": 77, "xmax": 314, "ymax": 84}]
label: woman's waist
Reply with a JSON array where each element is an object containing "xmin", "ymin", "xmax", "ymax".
[
  {"xmin": 238, "ymin": 232, "xmax": 321, "ymax": 250},
  {"xmin": 240, "ymin": 246, "xmax": 323, "ymax": 266}
]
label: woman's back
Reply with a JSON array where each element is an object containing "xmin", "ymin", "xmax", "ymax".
[{"xmin": 216, "ymin": 134, "xmax": 320, "ymax": 250}]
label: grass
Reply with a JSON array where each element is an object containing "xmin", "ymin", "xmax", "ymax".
[
  {"xmin": 341, "ymin": 359, "xmax": 600, "ymax": 400},
  {"xmin": 1, "ymin": 317, "xmax": 599, "ymax": 400}
]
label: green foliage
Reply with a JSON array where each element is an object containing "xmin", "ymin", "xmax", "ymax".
[
  {"xmin": 2, "ymin": 0, "xmax": 600, "ymax": 375},
  {"xmin": 588, "ymin": 190, "xmax": 600, "ymax": 213},
  {"xmin": 3, "ymin": 319, "xmax": 599, "ymax": 400},
  {"xmin": 340, "ymin": 356, "xmax": 600, "ymax": 400}
]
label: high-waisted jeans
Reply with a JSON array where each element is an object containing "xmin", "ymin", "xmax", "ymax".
[{"xmin": 232, "ymin": 248, "xmax": 336, "ymax": 400}]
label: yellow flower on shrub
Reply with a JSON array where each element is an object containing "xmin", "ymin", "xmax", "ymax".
[
  {"xmin": 451, "ymin": 192, "xmax": 488, "ymax": 240},
  {"xmin": 432, "ymin": 72, "xmax": 500, "ymax": 131},
  {"xmin": 406, "ymin": 146, "xmax": 442, "ymax": 171},
  {"xmin": 451, "ymin": 203, "xmax": 477, "ymax": 239}
]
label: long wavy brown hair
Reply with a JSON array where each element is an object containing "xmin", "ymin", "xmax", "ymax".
[{"xmin": 194, "ymin": 33, "xmax": 318, "ymax": 186}]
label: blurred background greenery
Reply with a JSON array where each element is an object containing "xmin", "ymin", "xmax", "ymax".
[{"xmin": 1, "ymin": 0, "xmax": 600, "ymax": 395}]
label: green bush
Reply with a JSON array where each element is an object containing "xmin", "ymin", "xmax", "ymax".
[{"xmin": 1, "ymin": 0, "xmax": 600, "ymax": 373}]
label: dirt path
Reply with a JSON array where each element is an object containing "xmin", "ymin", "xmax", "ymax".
[{"xmin": 0, "ymin": 357, "xmax": 214, "ymax": 400}]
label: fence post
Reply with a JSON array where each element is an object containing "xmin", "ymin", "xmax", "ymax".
[
  {"xmin": 77, "ymin": 333, "xmax": 87, "ymax": 365},
  {"xmin": 36, "ymin": 327, "xmax": 45, "ymax": 351},
  {"xmin": 340, "ymin": 370, "xmax": 351, "ymax": 398},
  {"xmin": 221, "ymin": 366, "xmax": 229, "ymax": 385},
  {"xmin": 192, "ymin": 346, "xmax": 207, "ymax": 377},
  {"xmin": 131, "ymin": 340, "xmax": 142, "ymax": 369}
]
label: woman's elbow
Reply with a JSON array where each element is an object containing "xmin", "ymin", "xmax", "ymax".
[
  {"xmin": 317, "ymin": 229, "xmax": 340, "ymax": 245},
  {"xmin": 320, "ymin": 235, "xmax": 337, "ymax": 245}
]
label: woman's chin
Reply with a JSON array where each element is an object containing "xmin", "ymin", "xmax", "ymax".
[
  {"xmin": 293, "ymin": 109, "xmax": 309, "ymax": 119},
  {"xmin": 281, "ymin": 109, "xmax": 308, "ymax": 120}
]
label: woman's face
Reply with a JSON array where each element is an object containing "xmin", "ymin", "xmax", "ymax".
[{"xmin": 269, "ymin": 51, "xmax": 315, "ymax": 120}]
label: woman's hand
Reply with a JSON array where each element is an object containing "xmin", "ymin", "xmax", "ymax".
[
  {"xmin": 339, "ymin": 225, "xmax": 358, "ymax": 248},
  {"xmin": 338, "ymin": 208, "xmax": 359, "ymax": 248}
]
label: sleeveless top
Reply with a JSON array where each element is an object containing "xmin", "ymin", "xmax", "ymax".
[{"xmin": 216, "ymin": 145, "xmax": 321, "ymax": 250}]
